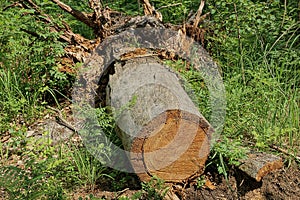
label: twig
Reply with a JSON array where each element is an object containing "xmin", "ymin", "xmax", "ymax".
[
  {"xmin": 25, "ymin": 0, "xmax": 42, "ymax": 12},
  {"xmin": 1, "ymin": 134, "xmax": 11, "ymax": 143},
  {"xmin": 115, "ymin": 188, "xmax": 129, "ymax": 199},
  {"xmin": 281, "ymin": 0, "xmax": 287, "ymax": 28},
  {"xmin": 157, "ymin": 3, "xmax": 182, "ymax": 11},
  {"xmin": 193, "ymin": 0, "xmax": 205, "ymax": 29},
  {"xmin": 269, "ymin": 144, "xmax": 300, "ymax": 160},
  {"xmin": 120, "ymin": 53, "xmax": 159, "ymax": 61},
  {"xmin": 3, "ymin": 2, "xmax": 24, "ymax": 11},
  {"xmin": 141, "ymin": 0, "xmax": 153, "ymax": 15},
  {"xmin": 46, "ymin": 106, "xmax": 78, "ymax": 134},
  {"xmin": 244, "ymin": 140, "xmax": 300, "ymax": 161},
  {"xmin": 141, "ymin": 0, "xmax": 162, "ymax": 21}
]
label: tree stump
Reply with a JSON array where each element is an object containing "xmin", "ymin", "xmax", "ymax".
[{"xmin": 106, "ymin": 56, "xmax": 213, "ymax": 183}]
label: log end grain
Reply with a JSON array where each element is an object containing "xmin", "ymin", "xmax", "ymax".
[{"xmin": 130, "ymin": 109, "xmax": 213, "ymax": 183}]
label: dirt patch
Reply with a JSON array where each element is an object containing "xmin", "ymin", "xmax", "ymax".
[
  {"xmin": 69, "ymin": 187, "xmax": 141, "ymax": 200},
  {"xmin": 185, "ymin": 162, "xmax": 300, "ymax": 200},
  {"xmin": 261, "ymin": 164, "xmax": 300, "ymax": 199},
  {"xmin": 64, "ymin": 162, "xmax": 300, "ymax": 200}
]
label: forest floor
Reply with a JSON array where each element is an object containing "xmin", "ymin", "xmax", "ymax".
[
  {"xmin": 69, "ymin": 162, "xmax": 300, "ymax": 199},
  {"xmin": 6, "ymin": 106, "xmax": 297, "ymax": 200}
]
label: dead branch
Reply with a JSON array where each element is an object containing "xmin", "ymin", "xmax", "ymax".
[
  {"xmin": 181, "ymin": 0, "xmax": 208, "ymax": 45},
  {"xmin": 25, "ymin": 0, "xmax": 42, "ymax": 12},
  {"xmin": 141, "ymin": 0, "xmax": 153, "ymax": 15},
  {"xmin": 141, "ymin": 0, "xmax": 162, "ymax": 21},
  {"xmin": 21, "ymin": 0, "xmax": 95, "ymax": 62},
  {"xmin": 89, "ymin": 0, "xmax": 103, "ymax": 20},
  {"xmin": 270, "ymin": 144, "xmax": 300, "ymax": 160},
  {"xmin": 3, "ymin": 2, "xmax": 24, "ymax": 11},
  {"xmin": 51, "ymin": 0, "xmax": 96, "ymax": 29},
  {"xmin": 193, "ymin": 0, "xmax": 205, "ymax": 29}
]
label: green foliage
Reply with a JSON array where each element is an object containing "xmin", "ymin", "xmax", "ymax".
[
  {"xmin": 0, "ymin": 0, "xmax": 73, "ymax": 133},
  {"xmin": 103, "ymin": 0, "xmax": 141, "ymax": 16},
  {"xmin": 213, "ymin": 138, "xmax": 247, "ymax": 166},
  {"xmin": 0, "ymin": 165, "xmax": 63, "ymax": 200},
  {"xmin": 0, "ymin": 69, "xmax": 36, "ymax": 131},
  {"xmin": 140, "ymin": 176, "xmax": 169, "ymax": 200},
  {"xmin": 0, "ymin": 131, "xmax": 66, "ymax": 199},
  {"xmin": 204, "ymin": 0, "xmax": 300, "ymax": 159},
  {"xmin": 70, "ymin": 145, "xmax": 113, "ymax": 191},
  {"xmin": 103, "ymin": 0, "xmax": 201, "ymax": 24},
  {"xmin": 196, "ymin": 175, "xmax": 206, "ymax": 189},
  {"xmin": 0, "ymin": 130, "xmax": 113, "ymax": 199},
  {"xmin": 78, "ymin": 194, "xmax": 105, "ymax": 200}
]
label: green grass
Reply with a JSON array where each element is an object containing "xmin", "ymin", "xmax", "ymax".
[{"xmin": 0, "ymin": 68, "xmax": 40, "ymax": 132}]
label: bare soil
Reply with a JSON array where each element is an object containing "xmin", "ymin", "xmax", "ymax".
[
  {"xmin": 69, "ymin": 162, "xmax": 300, "ymax": 200},
  {"xmin": 185, "ymin": 163, "xmax": 300, "ymax": 200}
]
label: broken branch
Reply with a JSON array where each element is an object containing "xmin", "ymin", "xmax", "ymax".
[
  {"xmin": 141, "ymin": 0, "xmax": 162, "ymax": 21},
  {"xmin": 193, "ymin": 0, "xmax": 205, "ymax": 29},
  {"xmin": 51, "ymin": 0, "xmax": 96, "ymax": 28},
  {"xmin": 270, "ymin": 144, "xmax": 300, "ymax": 160}
]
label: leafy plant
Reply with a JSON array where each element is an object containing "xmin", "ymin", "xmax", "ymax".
[
  {"xmin": 196, "ymin": 175, "xmax": 206, "ymax": 189},
  {"xmin": 0, "ymin": 0, "xmax": 70, "ymax": 133},
  {"xmin": 140, "ymin": 176, "xmax": 169, "ymax": 200}
]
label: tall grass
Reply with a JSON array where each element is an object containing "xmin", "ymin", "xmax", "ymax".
[
  {"xmin": 220, "ymin": 25, "xmax": 299, "ymax": 157},
  {"xmin": 0, "ymin": 68, "xmax": 41, "ymax": 132},
  {"xmin": 202, "ymin": 0, "xmax": 300, "ymax": 164}
]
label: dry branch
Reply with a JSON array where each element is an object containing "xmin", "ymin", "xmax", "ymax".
[
  {"xmin": 7, "ymin": 0, "xmax": 99, "ymax": 63},
  {"xmin": 269, "ymin": 144, "xmax": 300, "ymax": 160},
  {"xmin": 193, "ymin": 0, "xmax": 205, "ymax": 29},
  {"xmin": 51, "ymin": 0, "xmax": 96, "ymax": 29},
  {"xmin": 89, "ymin": 0, "xmax": 103, "ymax": 20},
  {"xmin": 141, "ymin": 0, "xmax": 153, "ymax": 15},
  {"xmin": 141, "ymin": 0, "xmax": 162, "ymax": 21},
  {"xmin": 3, "ymin": 2, "xmax": 23, "ymax": 11}
]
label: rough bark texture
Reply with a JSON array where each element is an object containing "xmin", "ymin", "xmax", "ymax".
[
  {"xmin": 6, "ymin": 0, "xmax": 208, "ymax": 71},
  {"xmin": 239, "ymin": 152, "xmax": 283, "ymax": 182},
  {"xmin": 106, "ymin": 57, "xmax": 213, "ymax": 182},
  {"xmin": 73, "ymin": 15, "xmax": 220, "ymax": 106}
]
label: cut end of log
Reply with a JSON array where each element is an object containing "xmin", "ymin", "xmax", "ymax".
[
  {"xmin": 239, "ymin": 152, "xmax": 283, "ymax": 182},
  {"xmin": 130, "ymin": 109, "xmax": 212, "ymax": 183}
]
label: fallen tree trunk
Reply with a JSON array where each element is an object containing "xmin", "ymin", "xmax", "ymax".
[
  {"xmin": 71, "ymin": 15, "xmax": 223, "ymax": 185},
  {"xmin": 106, "ymin": 57, "xmax": 213, "ymax": 182}
]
